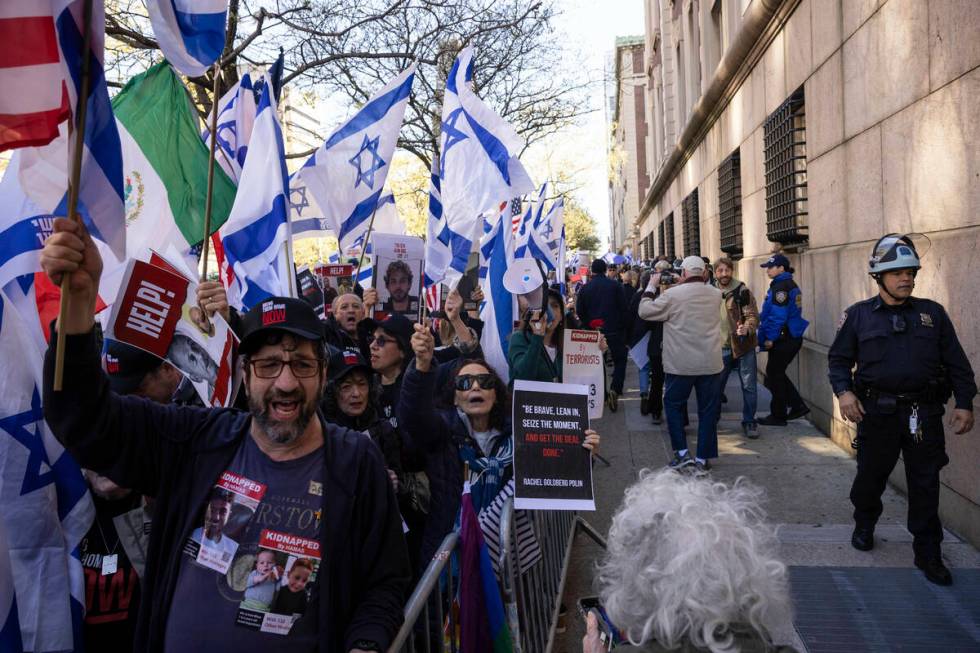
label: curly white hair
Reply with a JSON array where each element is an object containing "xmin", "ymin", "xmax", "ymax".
[{"xmin": 595, "ymin": 469, "xmax": 791, "ymax": 652}]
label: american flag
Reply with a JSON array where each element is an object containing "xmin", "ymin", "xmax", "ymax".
[{"xmin": 510, "ymin": 197, "xmax": 523, "ymax": 234}]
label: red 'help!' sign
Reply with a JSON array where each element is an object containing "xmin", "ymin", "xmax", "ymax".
[{"xmin": 112, "ymin": 260, "xmax": 187, "ymax": 358}]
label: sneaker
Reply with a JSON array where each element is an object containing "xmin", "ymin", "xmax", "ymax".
[
  {"xmin": 757, "ymin": 415, "xmax": 788, "ymax": 426},
  {"xmin": 651, "ymin": 412, "xmax": 662, "ymax": 425},
  {"xmin": 668, "ymin": 451, "xmax": 694, "ymax": 470},
  {"xmin": 786, "ymin": 405, "xmax": 811, "ymax": 421},
  {"xmin": 640, "ymin": 393, "xmax": 650, "ymax": 416},
  {"xmin": 607, "ymin": 389, "xmax": 619, "ymax": 412},
  {"xmin": 744, "ymin": 422, "xmax": 760, "ymax": 439},
  {"xmin": 915, "ymin": 557, "xmax": 953, "ymax": 586},
  {"xmin": 694, "ymin": 459, "xmax": 712, "ymax": 473}
]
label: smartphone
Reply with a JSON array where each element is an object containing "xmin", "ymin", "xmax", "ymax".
[
  {"xmin": 577, "ymin": 596, "xmax": 621, "ymax": 650},
  {"xmin": 522, "ymin": 304, "xmax": 555, "ymax": 325}
]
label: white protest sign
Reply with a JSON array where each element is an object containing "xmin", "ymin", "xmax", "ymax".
[{"xmin": 562, "ymin": 329, "xmax": 604, "ymax": 419}]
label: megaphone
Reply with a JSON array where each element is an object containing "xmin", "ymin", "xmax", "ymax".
[{"xmin": 504, "ymin": 257, "xmax": 546, "ymax": 307}]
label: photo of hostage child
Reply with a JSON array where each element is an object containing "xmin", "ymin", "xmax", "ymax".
[
  {"xmin": 240, "ymin": 550, "xmax": 282, "ymax": 612},
  {"xmin": 270, "ymin": 558, "xmax": 315, "ymax": 616},
  {"xmin": 190, "ymin": 488, "xmax": 239, "ymax": 568}
]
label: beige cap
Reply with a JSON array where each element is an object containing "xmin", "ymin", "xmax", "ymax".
[{"xmin": 680, "ymin": 255, "xmax": 706, "ymax": 272}]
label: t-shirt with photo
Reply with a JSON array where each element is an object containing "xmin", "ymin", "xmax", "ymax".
[{"xmin": 163, "ymin": 435, "xmax": 325, "ymax": 652}]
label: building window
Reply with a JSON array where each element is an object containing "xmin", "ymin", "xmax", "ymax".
[
  {"xmin": 718, "ymin": 148, "xmax": 743, "ymax": 258},
  {"xmin": 682, "ymin": 188, "xmax": 700, "ymax": 256},
  {"xmin": 657, "ymin": 219, "xmax": 666, "ymax": 258},
  {"xmin": 661, "ymin": 212, "xmax": 676, "ymax": 260},
  {"xmin": 763, "ymin": 87, "xmax": 808, "ymax": 245}
]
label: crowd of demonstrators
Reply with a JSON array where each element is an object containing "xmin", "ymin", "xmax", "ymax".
[
  {"xmin": 712, "ymin": 257, "xmax": 761, "ymax": 438},
  {"xmin": 576, "ymin": 259, "xmax": 629, "ymax": 411},
  {"xmin": 757, "ymin": 254, "xmax": 810, "ymax": 426},
  {"xmin": 638, "ymin": 256, "xmax": 724, "ymax": 472}
]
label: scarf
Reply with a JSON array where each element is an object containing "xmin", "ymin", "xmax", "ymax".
[{"xmin": 454, "ymin": 408, "xmax": 513, "ymax": 513}]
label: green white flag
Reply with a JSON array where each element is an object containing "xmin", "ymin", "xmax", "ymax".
[{"xmin": 111, "ymin": 62, "xmax": 236, "ymax": 263}]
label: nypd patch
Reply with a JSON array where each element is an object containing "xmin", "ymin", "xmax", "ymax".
[{"xmin": 774, "ymin": 290, "xmax": 788, "ymax": 304}]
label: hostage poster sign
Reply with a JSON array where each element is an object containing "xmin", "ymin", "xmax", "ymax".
[
  {"xmin": 512, "ymin": 380, "xmax": 595, "ymax": 511},
  {"xmin": 561, "ymin": 329, "xmax": 604, "ymax": 419}
]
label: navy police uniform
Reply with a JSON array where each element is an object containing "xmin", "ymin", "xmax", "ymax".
[
  {"xmin": 758, "ymin": 271, "xmax": 809, "ymax": 419},
  {"xmin": 828, "ymin": 295, "xmax": 976, "ymax": 560}
]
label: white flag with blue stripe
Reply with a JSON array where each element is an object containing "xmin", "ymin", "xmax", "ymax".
[
  {"xmin": 147, "ymin": 0, "xmax": 228, "ymax": 76},
  {"xmin": 202, "ymin": 72, "xmax": 257, "ymax": 183},
  {"xmin": 218, "ymin": 81, "xmax": 291, "ymax": 311},
  {"xmin": 296, "ymin": 66, "xmax": 415, "ymax": 252},
  {"xmin": 0, "ymin": 279, "xmax": 94, "ymax": 653},
  {"xmin": 478, "ymin": 211, "xmax": 516, "ymax": 380},
  {"xmin": 437, "ymin": 46, "xmax": 534, "ymax": 278}
]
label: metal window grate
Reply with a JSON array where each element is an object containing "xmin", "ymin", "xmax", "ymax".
[
  {"xmin": 718, "ymin": 148, "xmax": 743, "ymax": 258},
  {"xmin": 763, "ymin": 87, "xmax": 808, "ymax": 244},
  {"xmin": 658, "ymin": 220, "xmax": 666, "ymax": 258},
  {"xmin": 682, "ymin": 188, "xmax": 700, "ymax": 256},
  {"xmin": 663, "ymin": 212, "xmax": 675, "ymax": 260}
]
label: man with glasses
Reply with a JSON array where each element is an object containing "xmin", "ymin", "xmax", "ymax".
[
  {"xmin": 829, "ymin": 234, "xmax": 976, "ymax": 586},
  {"xmin": 40, "ymin": 217, "xmax": 410, "ymax": 652}
]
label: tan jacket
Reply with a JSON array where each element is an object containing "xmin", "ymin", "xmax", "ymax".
[
  {"xmin": 638, "ymin": 278, "xmax": 723, "ymax": 376},
  {"xmin": 717, "ymin": 279, "xmax": 760, "ymax": 359}
]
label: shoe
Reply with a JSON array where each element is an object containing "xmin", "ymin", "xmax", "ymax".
[
  {"xmin": 851, "ymin": 526, "xmax": 874, "ymax": 552},
  {"xmin": 721, "ymin": 392, "xmax": 728, "ymax": 404},
  {"xmin": 758, "ymin": 415, "xmax": 788, "ymax": 426},
  {"xmin": 607, "ymin": 389, "xmax": 619, "ymax": 412},
  {"xmin": 640, "ymin": 393, "xmax": 650, "ymax": 415},
  {"xmin": 694, "ymin": 459, "xmax": 712, "ymax": 473},
  {"xmin": 744, "ymin": 422, "xmax": 760, "ymax": 439},
  {"xmin": 786, "ymin": 405, "xmax": 811, "ymax": 421},
  {"xmin": 668, "ymin": 451, "xmax": 694, "ymax": 470},
  {"xmin": 651, "ymin": 412, "xmax": 662, "ymax": 425},
  {"xmin": 915, "ymin": 557, "xmax": 952, "ymax": 586}
]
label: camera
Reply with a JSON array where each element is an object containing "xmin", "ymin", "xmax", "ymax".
[{"xmin": 659, "ymin": 271, "xmax": 678, "ymax": 286}]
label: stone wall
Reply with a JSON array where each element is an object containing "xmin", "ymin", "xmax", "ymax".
[{"xmin": 637, "ymin": 0, "xmax": 980, "ymax": 546}]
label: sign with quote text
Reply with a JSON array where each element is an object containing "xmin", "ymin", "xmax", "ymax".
[
  {"xmin": 562, "ymin": 329, "xmax": 604, "ymax": 419},
  {"xmin": 512, "ymin": 380, "xmax": 594, "ymax": 511}
]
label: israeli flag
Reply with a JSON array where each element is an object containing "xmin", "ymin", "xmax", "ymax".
[
  {"xmin": 218, "ymin": 82, "xmax": 291, "ymax": 311},
  {"xmin": 0, "ymin": 157, "xmax": 55, "ymax": 291},
  {"xmin": 296, "ymin": 66, "xmax": 415, "ymax": 252},
  {"xmin": 423, "ymin": 160, "xmax": 451, "ymax": 289},
  {"xmin": 147, "ymin": 0, "xmax": 228, "ymax": 77},
  {"xmin": 438, "ymin": 46, "xmax": 534, "ymax": 261},
  {"xmin": 478, "ymin": 212, "xmax": 516, "ymax": 380},
  {"xmin": 202, "ymin": 72, "xmax": 257, "ymax": 183}
]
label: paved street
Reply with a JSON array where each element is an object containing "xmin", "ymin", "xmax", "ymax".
[{"xmin": 554, "ymin": 364, "xmax": 980, "ymax": 652}]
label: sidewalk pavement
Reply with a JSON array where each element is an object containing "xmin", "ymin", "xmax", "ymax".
[{"xmin": 553, "ymin": 363, "xmax": 980, "ymax": 653}]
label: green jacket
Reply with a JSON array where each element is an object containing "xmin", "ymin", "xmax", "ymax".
[{"xmin": 508, "ymin": 331, "xmax": 561, "ymax": 384}]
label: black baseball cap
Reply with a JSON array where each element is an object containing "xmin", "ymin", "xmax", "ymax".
[
  {"xmin": 376, "ymin": 313, "xmax": 415, "ymax": 355},
  {"xmin": 102, "ymin": 339, "xmax": 165, "ymax": 395},
  {"xmin": 328, "ymin": 347, "xmax": 371, "ymax": 384},
  {"xmin": 240, "ymin": 296, "xmax": 324, "ymax": 355},
  {"xmin": 760, "ymin": 254, "xmax": 791, "ymax": 269}
]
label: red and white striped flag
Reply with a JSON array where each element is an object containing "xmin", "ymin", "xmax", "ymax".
[
  {"xmin": 0, "ymin": 1, "xmax": 70, "ymax": 152},
  {"xmin": 425, "ymin": 283, "xmax": 441, "ymax": 314}
]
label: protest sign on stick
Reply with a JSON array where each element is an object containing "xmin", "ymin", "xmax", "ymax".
[
  {"xmin": 295, "ymin": 265, "xmax": 325, "ymax": 318},
  {"xmin": 562, "ymin": 329, "xmax": 605, "ymax": 419},
  {"xmin": 512, "ymin": 380, "xmax": 595, "ymax": 511},
  {"xmin": 371, "ymin": 233, "xmax": 424, "ymax": 322}
]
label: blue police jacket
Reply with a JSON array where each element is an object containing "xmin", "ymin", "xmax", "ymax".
[{"xmin": 758, "ymin": 272, "xmax": 809, "ymax": 345}]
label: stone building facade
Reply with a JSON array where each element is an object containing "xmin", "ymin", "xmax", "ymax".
[
  {"xmin": 608, "ymin": 36, "xmax": 650, "ymax": 252},
  {"xmin": 631, "ymin": 0, "xmax": 980, "ymax": 546}
]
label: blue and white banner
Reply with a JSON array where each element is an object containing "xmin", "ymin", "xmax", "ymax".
[
  {"xmin": 202, "ymin": 72, "xmax": 257, "ymax": 183},
  {"xmin": 218, "ymin": 82, "xmax": 291, "ymax": 311},
  {"xmin": 0, "ymin": 157, "xmax": 56, "ymax": 292},
  {"xmin": 0, "ymin": 279, "xmax": 94, "ymax": 653},
  {"xmin": 296, "ymin": 66, "xmax": 415, "ymax": 252},
  {"xmin": 438, "ymin": 46, "xmax": 534, "ymax": 256},
  {"xmin": 478, "ymin": 211, "xmax": 516, "ymax": 380},
  {"xmin": 147, "ymin": 0, "xmax": 228, "ymax": 77}
]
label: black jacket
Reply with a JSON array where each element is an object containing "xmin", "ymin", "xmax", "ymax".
[
  {"xmin": 575, "ymin": 275, "xmax": 628, "ymax": 334},
  {"xmin": 43, "ymin": 330, "xmax": 411, "ymax": 653}
]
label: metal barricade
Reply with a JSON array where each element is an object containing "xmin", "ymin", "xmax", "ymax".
[{"xmin": 388, "ymin": 532, "xmax": 459, "ymax": 653}]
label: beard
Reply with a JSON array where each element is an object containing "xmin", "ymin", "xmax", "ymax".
[{"xmin": 249, "ymin": 386, "xmax": 321, "ymax": 445}]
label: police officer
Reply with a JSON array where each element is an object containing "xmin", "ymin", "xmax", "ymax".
[
  {"xmin": 757, "ymin": 254, "xmax": 810, "ymax": 426},
  {"xmin": 829, "ymin": 234, "xmax": 976, "ymax": 586}
]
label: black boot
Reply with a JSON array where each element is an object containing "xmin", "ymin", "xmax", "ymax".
[
  {"xmin": 851, "ymin": 526, "xmax": 874, "ymax": 552},
  {"xmin": 640, "ymin": 393, "xmax": 650, "ymax": 415},
  {"xmin": 915, "ymin": 557, "xmax": 953, "ymax": 586}
]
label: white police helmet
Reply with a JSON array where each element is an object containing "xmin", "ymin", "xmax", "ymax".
[{"xmin": 868, "ymin": 234, "xmax": 921, "ymax": 277}]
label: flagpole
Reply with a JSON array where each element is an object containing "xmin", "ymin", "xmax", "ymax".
[
  {"xmin": 353, "ymin": 205, "xmax": 380, "ymax": 285},
  {"xmin": 53, "ymin": 0, "xmax": 95, "ymax": 392},
  {"xmin": 199, "ymin": 63, "xmax": 222, "ymax": 282}
]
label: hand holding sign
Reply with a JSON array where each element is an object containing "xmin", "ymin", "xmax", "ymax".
[
  {"xmin": 40, "ymin": 217, "xmax": 103, "ymax": 334},
  {"xmin": 197, "ymin": 282, "xmax": 230, "ymax": 322}
]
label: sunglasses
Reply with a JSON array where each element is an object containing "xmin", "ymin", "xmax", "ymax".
[
  {"xmin": 248, "ymin": 357, "xmax": 322, "ymax": 379},
  {"xmin": 454, "ymin": 373, "xmax": 497, "ymax": 392},
  {"xmin": 368, "ymin": 334, "xmax": 396, "ymax": 348}
]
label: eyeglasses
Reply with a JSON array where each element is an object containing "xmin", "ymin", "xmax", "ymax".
[
  {"xmin": 368, "ymin": 334, "xmax": 396, "ymax": 348},
  {"xmin": 455, "ymin": 373, "xmax": 496, "ymax": 392},
  {"xmin": 891, "ymin": 314, "xmax": 906, "ymax": 334},
  {"xmin": 248, "ymin": 357, "xmax": 322, "ymax": 379}
]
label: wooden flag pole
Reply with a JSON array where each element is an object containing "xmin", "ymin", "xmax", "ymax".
[
  {"xmin": 53, "ymin": 0, "xmax": 95, "ymax": 391},
  {"xmin": 199, "ymin": 63, "xmax": 222, "ymax": 282}
]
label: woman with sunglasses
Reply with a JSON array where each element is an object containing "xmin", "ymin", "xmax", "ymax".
[{"xmin": 399, "ymin": 323, "xmax": 600, "ymax": 569}]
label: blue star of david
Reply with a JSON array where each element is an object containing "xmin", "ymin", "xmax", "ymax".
[
  {"xmin": 439, "ymin": 108, "xmax": 468, "ymax": 178},
  {"xmin": 290, "ymin": 185, "xmax": 310, "ymax": 216},
  {"xmin": 348, "ymin": 135, "xmax": 386, "ymax": 190},
  {"xmin": 0, "ymin": 388, "xmax": 55, "ymax": 496},
  {"xmin": 541, "ymin": 221, "xmax": 554, "ymax": 240}
]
